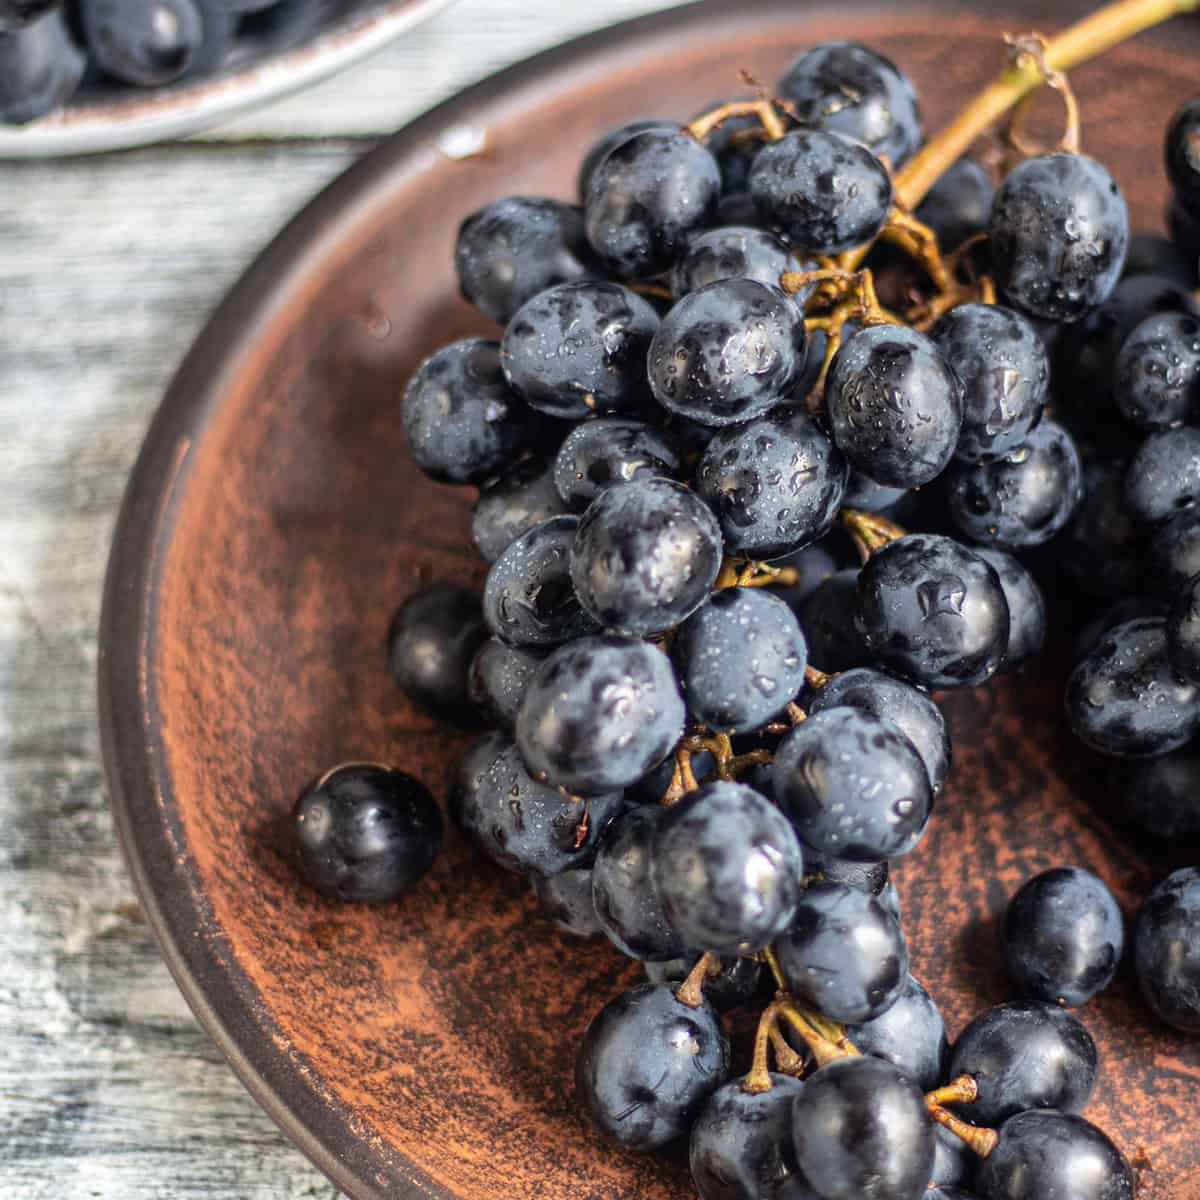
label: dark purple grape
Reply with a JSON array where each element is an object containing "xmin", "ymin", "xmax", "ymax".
[
  {"xmin": 500, "ymin": 281, "xmax": 658, "ymax": 419},
  {"xmin": 1152, "ymin": 506, "xmax": 1200, "ymax": 591},
  {"xmin": 471, "ymin": 457, "xmax": 568, "ymax": 564},
  {"xmin": 645, "ymin": 954, "xmax": 766, "ymax": 1015},
  {"xmin": 1166, "ymin": 97, "xmax": 1200, "ymax": 213},
  {"xmin": 798, "ymin": 569, "xmax": 874, "ymax": 673},
  {"xmin": 1113, "ymin": 310, "xmax": 1200, "ymax": 429},
  {"xmin": 947, "ymin": 1001, "xmax": 1098, "ymax": 1125},
  {"xmin": 767, "ymin": 536, "xmax": 849, "ymax": 610},
  {"xmin": 0, "ymin": 11, "xmax": 83, "ymax": 124},
  {"xmin": 387, "ymin": 583, "xmax": 487, "ymax": 726},
  {"xmin": 791, "ymin": 1057, "xmax": 934, "ymax": 1200},
  {"xmin": 842, "ymin": 470, "xmax": 908, "ymax": 513},
  {"xmin": 856, "ymin": 534, "xmax": 1010, "ymax": 689},
  {"xmin": 450, "ymin": 733, "xmax": 623, "ymax": 876},
  {"xmin": 944, "ymin": 419, "xmax": 1083, "ymax": 549},
  {"xmin": 533, "ymin": 866, "xmax": 601, "ymax": 936},
  {"xmin": 774, "ymin": 707, "xmax": 932, "ymax": 861},
  {"xmin": 1066, "ymin": 616, "xmax": 1200, "ymax": 757},
  {"xmin": 989, "ymin": 153, "xmax": 1129, "ymax": 322},
  {"xmin": 802, "ymin": 848, "xmax": 890, "ymax": 898},
  {"xmin": 294, "ymin": 765, "xmax": 441, "ymax": 903},
  {"xmin": 584, "ymin": 128, "xmax": 721, "ymax": 276},
  {"xmin": 570, "ymin": 478, "xmax": 722, "ymax": 636},
  {"xmin": 775, "ymin": 881, "xmax": 908, "ymax": 1022},
  {"xmin": 1117, "ymin": 743, "xmax": 1200, "ymax": 838},
  {"xmin": 1124, "ymin": 426, "xmax": 1200, "ymax": 525},
  {"xmin": 402, "ymin": 338, "xmax": 537, "ymax": 485},
  {"xmin": 694, "ymin": 406, "xmax": 847, "ymax": 559},
  {"xmin": 672, "ymin": 225, "xmax": 802, "ymax": 298},
  {"xmin": 1169, "ymin": 195, "xmax": 1200, "ymax": 273},
  {"xmin": 1134, "ymin": 866, "xmax": 1200, "ymax": 1033},
  {"xmin": 648, "ymin": 278, "xmax": 807, "ymax": 427},
  {"xmin": 1073, "ymin": 595, "xmax": 1168, "ymax": 665},
  {"xmin": 777, "ymin": 40, "xmax": 921, "ymax": 167},
  {"xmin": 515, "ymin": 635, "xmax": 684, "ymax": 795},
  {"xmin": 916, "ymin": 157, "xmax": 995, "ymax": 251},
  {"xmin": 1167, "ymin": 574, "xmax": 1200, "ymax": 684},
  {"xmin": 975, "ymin": 1111, "xmax": 1133, "ymax": 1200},
  {"xmin": 455, "ymin": 196, "xmax": 597, "ymax": 324},
  {"xmin": 846, "ymin": 972, "xmax": 947, "ymax": 1090},
  {"xmin": 577, "ymin": 118, "xmax": 680, "ymax": 201},
  {"xmin": 824, "ymin": 324, "xmax": 964, "ymax": 489},
  {"xmin": 749, "ymin": 129, "xmax": 893, "ymax": 254},
  {"xmin": 1060, "ymin": 459, "xmax": 1145, "ymax": 600},
  {"xmin": 1004, "ymin": 867, "xmax": 1124, "ymax": 1007},
  {"xmin": 931, "ymin": 1125, "xmax": 972, "ymax": 1189},
  {"xmin": 931, "ymin": 303, "xmax": 1048, "ymax": 464},
  {"xmin": 973, "ymin": 548, "xmax": 1047, "ymax": 670},
  {"xmin": 552, "ymin": 417, "xmax": 680, "ymax": 511},
  {"xmin": 80, "ymin": 0, "xmax": 202, "ymax": 85},
  {"xmin": 467, "ymin": 639, "xmax": 545, "ymax": 733},
  {"xmin": 0, "ymin": 0, "xmax": 58, "ymax": 30}
]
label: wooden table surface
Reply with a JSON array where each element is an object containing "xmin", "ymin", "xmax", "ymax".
[{"xmin": 0, "ymin": 3, "xmax": 675, "ymax": 1193}]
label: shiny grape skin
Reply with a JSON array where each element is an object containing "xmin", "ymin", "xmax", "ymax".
[
  {"xmin": 773, "ymin": 708, "xmax": 932, "ymax": 862},
  {"xmin": 388, "ymin": 584, "xmax": 488, "ymax": 726},
  {"xmin": 471, "ymin": 457, "xmax": 569, "ymax": 564},
  {"xmin": 467, "ymin": 639, "xmax": 546, "ymax": 733},
  {"xmin": 450, "ymin": 733, "xmax": 623, "ymax": 876},
  {"xmin": 988, "ymin": 152, "xmax": 1129, "ymax": 323},
  {"xmin": 777, "ymin": 41, "xmax": 922, "ymax": 167},
  {"xmin": 552, "ymin": 418, "xmax": 680, "ymax": 511},
  {"xmin": 533, "ymin": 866, "xmax": 602, "ymax": 937},
  {"xmin": 749, "ymin": 129, "xmax": 893, "ymax": 254},
  {"xmin": 694, "ymin": 406, "xmax": 847, "ymax": 559},
  {"xmin": 823, "ymin": 324, "xmax": 964, "ymax": 489},
  {"xmin": 1124, "ymin": 426, "xmax": 1200, "ymax": 526},
  {"xmin": 946, "ymin": 1001, "xmax": 1098, "ymax": 1126},
  {"xmin": 482, "ymin": 516, "xmax": 599, "ymax": 648},
  {"xmin": 402, "ymin": 338, "xmax": 538, "ymax": 484},
  {"xmin": 689, "ymin": 1076, "xmax": 818, "ymax": 1200},
  {"xmin": 645, "ymin": 954, "xmax": 766, "ymax": 1015},
  {"xmin": 845, "ymin": 972, "xmax": 948, "ymax": 1091},
  {"xmin": 294, "ymin": 765, "xmax": 442, "ymax": 903},
  {"xmin": 1072, "ymin": 595, "xmax": 1167, "ymax": 666},
  {"xmin": 1167, "ymin": 574, "xmax": 1200, "ymax": 684},
  {"xmin": 1066, "ymin": 616, "xmax": 1200, "ymax": 757},
  {"xmin": 4, "ymin": 12, "xmax": 83, "ymax": 126},
  {"xmin": 930, "ymin": 1125, "xmax": 972, "ymax": 1189},
  {"xmin": 570, "ymin": 478, "xmax": 723, "ymax": 636},
  {"xmin": 1151, "ymin": 506, "xmax": 1200, "ymax": 592},
  {"xmin": 1113, "ymin": 311, "xmax": 1200, "ymax": 429},
  {"xmin": 1117, "ymin": 743, "xmax": 1200, "ymax": 838},
  {"xmin": 81, "ymin": 0, "xmax": 203, "ymax": 86},
  {"xmin": 916, "ymin": 157, "xmax": 995, "ymax": 251},
  {"xmin": 775, "ymin": 881, "xmax": 908, "ymax": 1023},
  {"xmin": 856, "ymin": 534, "xmax": 1010, "ymax": 689},
  {"xmin": 801, "ymin": 848, "xmax": 890, "ymax": 899},
  {"xmin": 671, "ymin": 225, "xmax": 801, "ymax": 298},
  {"xmin": 454, "ymin": 196, "xmax": 597, "ymax": 324},
  {"xmin": 674, "ymin": 588, "xmax": 807, "ymax": 734},
  {"xmin": 943, "ymin": 420, "xmax": 1083, "ymax": 550},
  {"xmin": 790, "ymin": 1057, "xmax": 934, "ymax": 1200},
  {"xmin": 1165, "ymin": 97, "xmax": 1200, "ymax": 213},
  {"xmin": 584, "ymin": 128, "xmax": 722, "ymax": 276},
  {"xmin": 0, "ymin": 0, "xmax": 58, "ymax": 30},
  {"xmin": 501, "ymin": 281, "xmax": 659, "ymax": 419},
  {"xmin": 807, "ymin": 666, "xmax": 950, "ymax": 793},
  {"xmin": 651, "ymin": 781, "xmax": 805, "ymax": 954},
  {"xmin": 592, "ymin": 804, "xmax": 687, "ymax": 962},
  {"xmin": 798, "ymin": 569, "xmax": 874, "ymax": 673},
  {"xmin": 515, "ymin": 635, "xmax": 685, "ymax": 796},
  {"xmin": 648, "ymin": 278, "xmax": 807, "ymax": 427},
  {"xmin": 1004, "ymin": 867, "xmax": 1124, "ymax": 1007},
  {"xmin": 1134, "ymin": 866, "xmax": 1200, "ymax": 1032},
  {"xmin": 973, "ymin": 548, "xmax": 1048, "ymax": 671},
  {"xmin": 576, "ymin": 118, "xmax": 679, "ymax": 201},
  {"xmin": 575, "ymin": 983, "xmax": 729, "ymax": 1150},
  {"xmin": 931, "ymin": 303, "xmax": 1048, "ymax": 464},
  {"xmin": 975, "ymin": 1111, "xmax": 1134, "ymax": 1200},
  {"xmin": 842, "ymin": 469, "xmax": 908, "ymax": 514}
]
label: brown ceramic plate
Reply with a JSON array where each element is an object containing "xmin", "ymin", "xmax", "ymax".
[{"xmin": 99, "ymin": 1, "xmax": 1200, "ymax": 1196}]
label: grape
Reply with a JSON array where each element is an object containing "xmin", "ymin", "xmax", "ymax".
[
  {"xmin": 1124, "ymin": 426, "xmax": 1200, "ymax": 526},
  {"xmin": 1060, "ymin": 459, "xmax": 1145, "ymax": 601},
  {"xmin": 1165, "ymin": 97, "xmax": 1200, "ymax": 213},
  {"xmin": 931, "ymin": 1125, "xmax": 972, "ymax": 1188},
  {"xmin": 645, "ymin": 954, "xmax": 765, "ymax": 1015},
  {"xmin": 576, "ymin": 118, "xmax": 679, "ymax": 200},
  {"xmin": 1124, "ymin": 230, "xmax": 1195, "ymax": 287},
  {"xmin": 1117, "ymin": 743, "xmax": 1200, "ymax": 837},
  {"xmin": 798, "ymin": 569, "xmax": 873, "ymax": 672},
  {"xmin": 845, "ymin": 972, "xmax": 948, "ymax": 1091},
  {"xmin": 467, "ymin": 639, "xmax": 546, "ymax": 733},
  {"xmin": 1113, "ymin": 310, "xmax": 1200, "ymax": 429},
  {"xmin": 1151, "ymin": 506, "xmax": 1200, "ymax": 591},
  {"xmin": 533, "ymin": 867, "xmax": 602, "ymax": 937},
  {"xmin": 916, "ymin": 157, "xmax": 994, "ymax": 251},
  {"xmin": 1167, "ymin": 574, "xmax": 1200, "ymax": 683},
  {"xmin": 81, "ymin": 0, "xmax": 202, "ymax": 86},
  {"xmin": 1134, "ymin": 866, "xmax": 1200, "ymax": 1033},
  {"xmin": 671, "ymin": 225, "xmax": 802, "ymax": 298},
  {"xmin": 0, "ymin": 0, "xmax": 58, "ymax": 30},
  {"xmin": 471, "ymin": 457, "xmax": 568, "ymax": 564},
  {"xmin": 973, "ymin": 548, "xmax": 1048, "ymax": 670},
  {"xmin": 552, "ymin": 417, "xmax": 680, "ymax": 511}
]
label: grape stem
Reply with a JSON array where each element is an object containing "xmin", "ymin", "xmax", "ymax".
[
  {"xmin": 686, "ymin": 97, "xmax": 788, "ymax": 143},
  {"xmin": 928, "ymin": 1104, "xmax": 1001, "ymax": 1158},
  {"xmin": 761, "ymin": 945, "xmax": 862, "ymax": 1066},
  {"xmin": 804, "ymin": 665, "xmax": 831, "ymax": 688},
  {"xmin": 927, "ymin": 1075, "xmax": 980, "ymax": 1106},
  {"xmin": 1002, "ymin": 33, "xmax": 1082, "ymax": 157},
  {"xmin": 675, "ymin": 951, "xmax": 721, "ymax": 1008},
  {"xmin": 743, "ymin": 1001, "xmax": 785, "ymax": 1093},
  {"xmin": 839, "ymin": 508, "xmax": 908, "ymax": 560}
]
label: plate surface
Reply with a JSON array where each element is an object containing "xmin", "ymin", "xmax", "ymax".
[
  {"xmin": 0, "ymin": 0, "xmax": 451, "ymax": 158},
  {"xmin": 99, "ymin": 2, "xmax": 1200, "ymax": 1197}
]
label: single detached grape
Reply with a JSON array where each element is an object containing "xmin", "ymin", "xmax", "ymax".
[
  {"xmin": 552, "ymin": 417, "xmax": 680, "ymax": 511},
  {"xmin": 1066, "ymin": 616, "xmax": 1200, "ymax": 757},
  {"xmin": 1113, "ymin": 311, "xmax": 1200, "ymax": 429},
  {"xmin": 775, "ymin": 881, "xmax": 908, "ymax": 1023},
  {"xmin": 845, "ymin": 972, "xmax": 948, "ymax": 1091},
  {"xmin": 749, "ymin": 129, "xmax": 893, "ymax": 254},
  {"xmin": 947, "ymin": 1001, "xmax": 1098, "ymax": 1125},
  {"xmin": 856, "ymin": 534, "xmax": 1010, "ymax": 689},
  {"xmin": 1124, "ymin": 425, "xmax": 1200, "ymax": 526},
  {"xmin": 673, "ymin": 588, "xmax": 808, "ymax": 733},
  {"xmin": 931, "ymin": 303, "xmax": 1049, "ymax": 463},
  {"xmin": 773, "ymin": 707, "xmax": 932, "ymax": 861},
  {"xmin": 777, "ymin": 40, "xmax": 922, "ymax": 167},
  {"xmin": 516, "ymin": 635, "xmax": 684, "ymax": 795},
  {"xmin": 648, "ymin": 278, "xmax": 807, "ymax": 427},
  {"xmin": 989, "ymin": 152, "xmax": 1129, "ymax": 322},
  {"xmin": 1134, "ymin": 866, "xmax": 1200, "ymax": 1033},
  {"xmin": 402, "ymin": 338, "xmax": 537, "ymax": 485},
  {"xmin": 575, "ymin": 983, "xmax": 729, "ymax": 1150},
  {"xmin": 576, "ymin": 118, "xmax": 680, "ymax": 200},
  {"xmin": 916, "ymin": 157, "xmax": 994, "ymax": 251},
  {"xmin": 645, "ymin": 954, "xmax": 766, "ymax": 1015},
  {"xmin": 1165, "ymin": 96, "xmax": 1200, "ymax": 213},
  {"xmin": 694, "ymin": 406, "xmax": 848, "ymax": 559},
  {"xmin": 1004, "ymin": 867, "xmax": 1125, "ymax": 1007},
  {"xmin": 467, "ymin": 639, "xmax": 545, "ymax": 733},
  {"xmin": 652, "ymin": 781, "xmax": 805, "ymax": 954},
  {"xmin": 294, "ymin": 764, "xmax": 442, "ymax": 903},
  {"xmin": 388, "ymin": 583, "xmax": 487, "ymax": 725},
  {"xmin": 570, "ymin": 477, "xmax": 723, "ymax": 636},
  {"xmin": 973, "ymin": 548, "xmax": 1048, "ymax": 670},
  {"xmin": 824, "ymin": 324, "xmax": 964, "ymax": 489},
  {"xmin": 454, "ymin": 196, "xmax": 597, "ymax": 324},
  {"xmin": 500, "ymin": 281, "xmax": 659, "ymax": 418},
  {"xmin": 790, "ymin": 1057, "xmax": 934, "ymax": 1200},
  {"xmin": 672, "ymin": 225, "xmax": 801, "ymax": 298},
  {"xmin": 471, "ymin": 457, "xmax": 568, "ymax": 564},
  {"xmin": 533, "ymin": 867, "xmax": 602, "ymax": 937}
]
